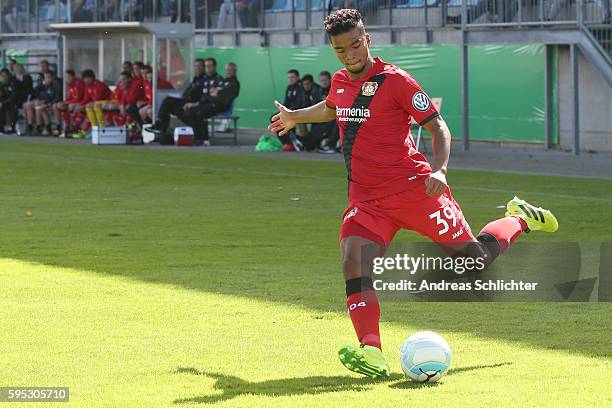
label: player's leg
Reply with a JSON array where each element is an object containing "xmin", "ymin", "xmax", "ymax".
[
  {"xmin": 52, "ymin": 102, "xmax": 66, "ymax": 136},
  {"xmin": 23, "ymin": 101, "xmax": 35, "ymax": 133},
  {"xmin": 398, "ymin": 185, "xmax": 558, "ymax": 268},
  {"xmin": 40, "ymin": 104, "xmax": 52, "ymax": 135},
  {"xmin": 93, "ymin": 101, "xmax": 107, "ymax": 127},
  {"xmin": 85, "ymin": 102, "xmax": 98, "ymax": 127},
  {"xmin": 336, "ymin": 207, "xmax": 399, "ymax": 378}
]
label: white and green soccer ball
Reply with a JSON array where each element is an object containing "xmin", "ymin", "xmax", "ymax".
[{"xmin": 400, "ymin": 331, "xmax": 452, "ymax": 383}]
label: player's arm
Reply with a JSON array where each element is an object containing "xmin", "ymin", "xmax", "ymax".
[
  {"xmin": 423, "ymin": 115, "xmax": 451, "ymax": 196},
  {"xmin": 268, "ymin": 100, "xmax": 336, "ymax": 137}
]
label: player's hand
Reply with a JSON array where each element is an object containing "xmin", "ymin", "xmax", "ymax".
[
  {"xmin": 425, "ymin": 170, "xmax": 448, "ymax": 196},
  {"xmin": 268, "ymin": 100, "xmax": 296, "ymax": 137}
]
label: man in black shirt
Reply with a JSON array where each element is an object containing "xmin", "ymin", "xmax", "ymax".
[
  {"xmin": 284, "ymin": 69, "xmax": 304, "ymax": 110},
  {"xmin": 183, "ymin": 62, "xmax": 240, "ymax": 146},
  {"xmin": 298, "ymin": 73, "xmax": 338, "ymax": 151},
  {"xmin": 0, "ymin": 68, "xmax": 19, "ymax": 134},
  {"xmin": 149, "ymin": 58, "xmax": 212, "ymax": 136},
  {"xmin": 316, "ymin": 70, "xmax": 340, "ymax": 153},
  {"xmin": 300, "ymin": 74, "xmax": 323, "ymax": 108},
  {"xmin": 33, "ymin": 70, "xmax": 63, "ymax": 136},
  {"xmin": 279, "ymin": 69, "xmax": 305, "ymax": 151}
]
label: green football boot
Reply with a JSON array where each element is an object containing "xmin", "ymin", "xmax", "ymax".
[
  {"xmin": 338, "ymin": 344, "xmax": 390, "ymax": 378},
  {"xmin": 506, "ymin": 196, "xmax": 559, "ymax": 233}
]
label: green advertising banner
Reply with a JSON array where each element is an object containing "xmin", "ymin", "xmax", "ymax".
[{"xmin": 196, "ymin": 44, "xmax": 553, "ymax": 143}]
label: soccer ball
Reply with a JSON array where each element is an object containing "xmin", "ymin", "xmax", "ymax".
[{"xmin": 400, "ymin": 331, "xmax": 452, "ymax": 383}]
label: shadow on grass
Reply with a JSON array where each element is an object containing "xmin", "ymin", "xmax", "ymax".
[
  {"xmin": 173, "ymin": 363, "xmax": 511, "ymax": 404},
  {"xmin": 2, "ymin": 144, "xmax": 611, "ymax": 359}
]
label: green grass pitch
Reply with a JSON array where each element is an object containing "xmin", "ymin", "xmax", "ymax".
[{"xmin": 0, "ymin": 139, "xmax": 611, "ymax": 407}]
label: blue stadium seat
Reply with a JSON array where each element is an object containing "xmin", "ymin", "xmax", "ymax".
[
  {"xmin": 311, "ymin": 0, "xmax": 324, "ymax": 10},
  {"xmin": 447, "ymin": 0, "xmax": 479, "ymax": 6},
  {"xmin": 265, "ymin": 0, "xmax": 319, "ymax": 12},
  {"xmin": 396, "ymin": 0, "xmax": 439, "ymax": 8},
  {"xmin": 266, "ymin": 0, "xmax": 289, "ymax": 12}
]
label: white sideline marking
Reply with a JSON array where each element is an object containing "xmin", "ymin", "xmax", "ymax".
[{"xmin": 0, "ymin": 150, "xmax": 610, "ymax": 203}]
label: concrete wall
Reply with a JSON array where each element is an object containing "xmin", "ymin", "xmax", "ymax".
[{"xmin": 557, "ymin": 45, "xmax": 612, "ymax": 152}]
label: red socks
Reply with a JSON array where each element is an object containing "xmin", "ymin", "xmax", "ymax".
[
  {"xmin": 346, "ymin": 278, "xmax": 381, "ymax": 350},
  {"xmin": 62, "ymin": 111, "xmax": 71, "ymax": 128},
  {"xmin": 478, "ymin": 216, "xmax": 527, "ymax": 254}
]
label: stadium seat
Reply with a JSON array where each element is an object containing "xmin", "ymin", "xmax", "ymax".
[
  {"xmin": 210, "ymin": 99, "xmax": 239, "ymax": 145},
  {"xmin": 311, "ymin": 0, "xmax": 324, "ymax": 10},
  {"xmin": 447, "ymin": 0, "xmax": 479, "ymax": 6},
  {"xmin": 265, "ymin": 0, "xmax": 314, "ymax": 12},
  {"xmin": 396, "ymin": 0, "xmax": 440, "ymax": 8},
  {"xmin": 266, "ymin": 0, "xmax": 290, "ymax": 12}
]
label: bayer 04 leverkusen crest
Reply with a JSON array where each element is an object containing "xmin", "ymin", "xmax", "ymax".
[{"xmin": 361, "ymin": 81, "xmax": 378, "ymax": 96}]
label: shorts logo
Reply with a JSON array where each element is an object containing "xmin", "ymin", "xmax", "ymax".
[
  {"xmin": 412, "ymin": 92, "xmax": 430, "ymax": 112},
  {"xmin": 343, "ymin": 207, "xmax": 358, "ymax": 222},
  {"xmin": 337, "ymin": 88, "xmax": 345, "ymax": 94},
  {"xmin": 361, "ymin": 82, "xmax": 378, "ymax": 96}
]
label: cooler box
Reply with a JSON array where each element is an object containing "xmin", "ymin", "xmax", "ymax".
[
  {"xmin": 174, "ymin": 127, "xmax": 194, "ymax": 146},
  {"xmin": 91, "ymin": 126, "xmax": 127, "ymax": 145}
]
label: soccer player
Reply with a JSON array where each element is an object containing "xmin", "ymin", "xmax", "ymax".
[
  {"xmin": 80, "ymin": 69, "xmax": 112, "ymax": 132},
  {"xmin": 52, "ymin": 69, "xmax": 85, "ymax": 136},
  {"xmin": 268, "ymin": 9, "xmax": 559, "ymax": 379}
]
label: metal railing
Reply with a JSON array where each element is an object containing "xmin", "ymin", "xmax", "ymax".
[
  {"xmin": 0, "ymin": 0, "xmax": 194, "ymax": 35},
  {"xmin": 0, "ymin": 0, "xmax": 609, "ymax": 35},
  {"xmin": 589, "ymin": 23, "xmax": 612, "ymax": 57},
  {"xmin": 192, "ymin": 0, "xmax": 611, "ymax": 31}
]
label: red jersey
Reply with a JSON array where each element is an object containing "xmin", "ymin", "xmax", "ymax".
[
  {"xmin": 111, "ymin": 84, "xmax": 124, "ymax": 103},
  {"xmin": 143, "ymin": 79, "xmax": 153, "ymax": 107},
  {"xmin": 157, "ymin": 75, "xmax": 174, "ymax": 90},
  {"xmin": 325, "ymin": 57, "xmax": 439, "ymax": 202},
  {"xmin": 65, "ymin": 78, "xmax": 85, "ymax": 104},
  {"xmin": 82, "ymin": 79, "xmax": 112, "ymax": 104},
  {"xmin": 121, "ymin": 79, "xmax": 145, "ymax": 105}
]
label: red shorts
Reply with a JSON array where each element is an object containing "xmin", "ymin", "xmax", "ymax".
[{"xmin": 340, "ymin": 180, "xmax": 475, "ymax": 247}]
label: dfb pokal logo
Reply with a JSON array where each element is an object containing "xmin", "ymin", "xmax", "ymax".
[
  {"xmin": 412, "ymin": 92, "xmax": 430, "ymax": 112},
  {"xmin": 361, "ymin": 82, "xmax": 378, "ymax": 96}
]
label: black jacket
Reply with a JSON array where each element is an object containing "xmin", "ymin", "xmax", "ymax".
[
  {"xmin": 302, "ymin": 84, "xmax": 323, "ymax": 108},
  {"xmin": 0, "ymin": 76, "xmax": 19, "ymax": 105},
  {"xmin": 284, "ymin": 82, "xmax": 304, "ymax": 110},
  {"xmin": 209, "ymin": 76, "xmax": 240, "ymax": 108},
  {"xmin": 198, "ymin": 72, "xmax": 224, "ymax": 104},
  {"xmin": 35, "ymin": 77, "xmax": 63, "ymax": 103},
  {"xmin": 182, "ymin": 74, "xmax": 207, "ymax": 103},
  {"xmin": 15, "ymin": 74, "xmax": 33, "ymax": 104}
]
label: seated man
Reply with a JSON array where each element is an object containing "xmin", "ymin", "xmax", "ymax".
[
  {"xmin": 149, "ymin": 58, "xmax": 221, "ymax": 138},
  {"xmin": 297, "ymin": 74, "xmax": 332, "ymax": 152},
  {"xmin": 102, "ymin": 71, "xmax": 130, "ymax": 122},
  {"xmin": 183, "ymin": 62, "xmax": 240, "ymax": 146},
  {"xmin": 78, "ymin": 69, "xmax": 112, "ymax": 136},
  {"xmin": 315, "ymin": 70, "xmax": 340, "ymax": 153},
  {"xmin": 136, "ymin": 65, "xmax": 154, "ymax": 126},
  {"xmin": 23, "ymin": 70, "xmax": 62, "ymax": 136},
  {"xmin": 0, "ymin": 68, "xmax": 19, "ymax": 134},
  {"xmin": 52, "ymin": 69, "xmax": 85, "ymax": 136},
  {"xmin": 115, "ymin": 70, "xmax": 145, "ymax": 127}
]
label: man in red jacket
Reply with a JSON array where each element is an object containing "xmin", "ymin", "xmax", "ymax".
[
  {"xmin": 80, "ymin": 69, "xmax": 112, "ymax": 130},
  {"xmin": 52, "ymin": 69, "xmax": 86, "ymax": 136}
]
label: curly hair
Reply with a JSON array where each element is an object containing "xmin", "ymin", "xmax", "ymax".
[{"xmin": 324, "ymin": 8, "xmax": 365, "ymax": 37}]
